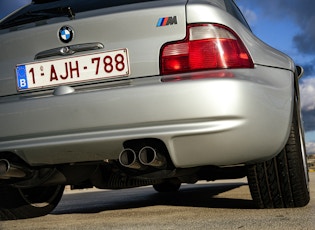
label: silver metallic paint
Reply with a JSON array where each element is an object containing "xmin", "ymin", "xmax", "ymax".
[{"xmin": 0, "ymin": 0, "xmax": 296, "ymax": 168}]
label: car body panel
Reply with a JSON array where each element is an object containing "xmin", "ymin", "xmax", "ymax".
[
  {"xmin": 0, "ymin": 0, "xmax": 294, "ymax": 168},
  {"xmin": 0, "ymin": 66, "xmax": 293, "ymax": 167}
]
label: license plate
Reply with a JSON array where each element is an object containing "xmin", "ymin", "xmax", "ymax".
[{"xmin": 16, "ymin": 49, "xmax": 130, "ymax": 91}]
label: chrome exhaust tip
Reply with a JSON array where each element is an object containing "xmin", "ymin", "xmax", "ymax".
[
  {"xmin": 119, "ymin": 148, "xmax": 143, "ymax": 170},
  {"xmin": 139, "ymin": 146, "xmax": 166, "ymax": 169},
  {"xmin": 0, "ymin": 159, "xmax": 28, "ymax": 179}
]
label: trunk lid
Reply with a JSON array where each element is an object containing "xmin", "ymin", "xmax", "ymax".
[{"xmin": 0, "ymin": 0, "xmax": 187, "ymax": 96}]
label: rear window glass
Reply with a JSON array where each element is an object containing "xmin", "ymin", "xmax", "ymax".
[
  {"xmin": 0, "ymin": 0, "xmax": 159, "ymax": 29},
  {"xmin": 33, "ymin": 0, "xmax": 158, "ymax": 13}
]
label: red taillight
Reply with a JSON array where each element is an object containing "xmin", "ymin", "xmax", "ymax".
[{"xmin": 160, "ymin": 24, "xmax": 254, "ymax": 75}]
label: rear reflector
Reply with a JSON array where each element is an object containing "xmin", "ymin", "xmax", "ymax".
[{"xmin": 160, "ymin": 24, "xmax": 254, "ymax": 75}]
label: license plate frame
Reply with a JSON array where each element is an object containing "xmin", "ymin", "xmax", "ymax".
[{"xmin": 16, "ymin": 48, "xmax": 130, "ymax": 91}]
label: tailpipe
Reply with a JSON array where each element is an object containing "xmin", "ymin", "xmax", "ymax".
[
  {"xmin": 119, "ymin": 148, "xmax": 144, "ymax": 170},
  {"xmin": 139, "ymin": 146, "xmax": 167, "ymax": 169},
  {"xmin": 0, "ymin": 159, "xmax": 31, "ymax": 179}
]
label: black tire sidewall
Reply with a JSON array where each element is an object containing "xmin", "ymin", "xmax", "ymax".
[{"xmin": 0, "ymin": 185, "xmax": 64, "ymax": 220}]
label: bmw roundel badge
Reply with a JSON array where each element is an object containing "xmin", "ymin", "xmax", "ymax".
[{"xmin": 59, "ymin": 26, "xmax": 74, "ymax": 43}]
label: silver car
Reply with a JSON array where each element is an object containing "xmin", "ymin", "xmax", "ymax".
[{"xmin": 0, "ymin": 0, "xmax": 309, "ymax": 219}]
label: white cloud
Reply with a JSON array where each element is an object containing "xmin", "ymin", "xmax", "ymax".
[
  {"xmin": 300, "ymin": 78, "xmax": 315, "ymax": 111},
  {"xmin": 239, "ymin": 6, "xmax": 257, "ymax": 27},
  {"xmin": 306, "ymin": 142, "xmax": 315, "ymax": 155}
]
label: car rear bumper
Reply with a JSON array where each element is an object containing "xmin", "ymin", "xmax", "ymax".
[{"xmin": 0, "ymin": 67, "xmax": 294, "ymax": 167}]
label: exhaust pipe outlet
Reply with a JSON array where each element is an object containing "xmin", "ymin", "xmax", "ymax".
[
  {"xmin": 119, "ymin": 148, "xmax": 144, "ymax": 170},
  {"xmin": 139, "ymin": 146, "xmax": 167, "ymax": 169},
  {"xmin": 0, "ymin": 159, "xmax": 29, "ymax": 179}
]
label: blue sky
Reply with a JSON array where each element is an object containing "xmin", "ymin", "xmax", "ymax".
[{"xmin": 1, "ymin": 0, "xmax": 315, "ymax": 154}]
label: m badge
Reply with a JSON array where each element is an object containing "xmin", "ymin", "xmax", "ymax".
[{"xmin": 156, "ymin": 16, "xmax": 177, "ymax": 27}]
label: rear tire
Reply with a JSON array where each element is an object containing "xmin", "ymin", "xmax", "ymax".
[
  {"xmin": 247, "ymin": 101, "xmax": 309, "ymax": 208},
  {"xmin": 0, "ymin": 185, "xmax": 64, "ymax": 220}
]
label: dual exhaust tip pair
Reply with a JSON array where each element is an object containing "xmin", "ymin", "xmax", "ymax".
[{"xmin": 119, "ymin": 146, "xmax": 166, "ymax": 170}]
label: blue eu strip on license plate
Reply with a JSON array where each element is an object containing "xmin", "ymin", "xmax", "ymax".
[{"xmin": 16, "ymin": 65, "xmax": 29, "ymax": 90}]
